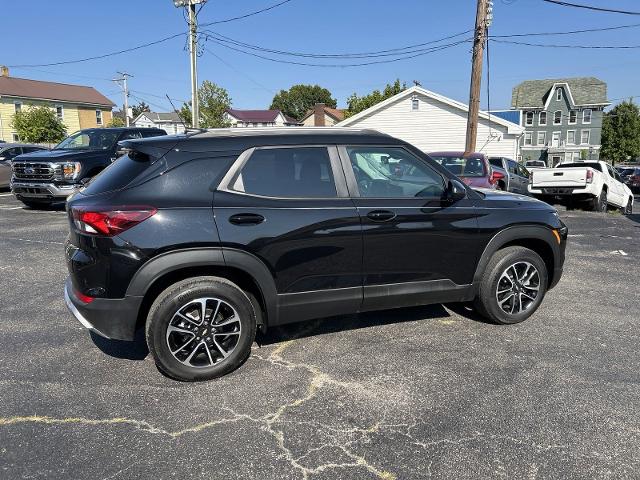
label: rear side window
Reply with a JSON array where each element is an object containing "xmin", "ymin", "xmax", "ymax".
[
  {"xmin": 559, "ymin": 163, "xmax": 602, "ymax": 172},
  {"xmin": 231, "ymin": 147, "xmax": 337, "ymax": 198},
  {"xmin": 489, "ymin": 158, "xmax": 502, "ymax": 168},
  {"xmin": 82, "ymin": 153, "xmax": 151, "ymax": 195}
]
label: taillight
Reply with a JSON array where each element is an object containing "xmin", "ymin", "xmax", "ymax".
[
  {"xmin": 75, "ymin": 289, "xmax": 95, "ymax": 304},
  {"xmin": 71, "ymin": 206, "xmax": 157, "ymax": 236},
  {"xmin": 586, "ymin": 169, "xmax": 593, "ymax": 183},
  {"xmin": 490, "ymin": 170, "xmax": 505, "ymax": 184}
]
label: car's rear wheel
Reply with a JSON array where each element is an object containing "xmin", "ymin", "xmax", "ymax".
[
  {"xmin": 623, "ymin": 197, "xmax": 633, "ymax": 215},
  {"xmin": 146, "ymin": 276, "xmax": 257, "ymax": 381},
  {"xmin": 474, "ymin": 246, "xmax": 548, "ymax": 325},
  {"xmin": 590, "ymin": 190, "xmax": 607, "ymax": 212}
]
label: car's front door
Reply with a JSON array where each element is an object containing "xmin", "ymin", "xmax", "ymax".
[
  {"xmin": 339, "ymin": 145, "xmax": 481, "ymax": 311},
  {"xmin": 214, "ymin": 145, "xmax": 363, "ymax": 325}
]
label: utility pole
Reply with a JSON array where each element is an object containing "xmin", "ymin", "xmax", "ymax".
[
  {"xmin": 113, "ymin": 72, "xmax": 133, "ymax": 127},
  {"xmin": 173, "ymin": 0, "xmax": 206, "ymax": 128},
  {"xmin": 464, "ymin": 0, "xmax": 493, "ymax": 154}
]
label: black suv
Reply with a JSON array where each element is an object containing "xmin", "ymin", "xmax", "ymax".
[
  {"xmin": 64, "ymin": 128, "xmax": 567, "ymax": 381},
  {"xmin": 11, "ymin": 127, "xmax": 166, "ymax": 208}
]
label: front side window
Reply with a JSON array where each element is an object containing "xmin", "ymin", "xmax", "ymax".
[
  {"xmin": 524, "ymin": 132, "xmax": 533, "ymax": 145},
  {"xmin": 525, "ymin": 111, "xmax": 533, "ymax": 126},
  {"xmin": 554, "ymin": 111, "xmax": 562, "ymax": 125},
  {"xmin": 569, "ymin": 110, "xmax": 577, "ymax": 124},
  {"xmin": 54, "ymin": 129, "xmax": 119, "ymax": 150},
  {"xmin": 431, "ymin": 154, "xmax": 487, "ymax": 179},
  {"xmin": 96, "ymin": 110, "xmax": 103, "ymax": 125},
  {"xmin": 539, "ymin": 111, "xmax": 547, "ymax": 126},
  {"xmin": 537, "ymin": 131, "xmax": 546, "ymax": 145},
  {"xmin": 583, "ymin": 109, "xmax": 592, "ymax": 124},
  {"xmin": 349, "ymin": 147, "xmax": 445, "ymax": 198},
  {"xmin": 232, "ymin": 147, "xmax": 336, "ymax": 198},
  {"xmin": 581, "ymin": 129, "xmax": 590, "ymax": 145}
]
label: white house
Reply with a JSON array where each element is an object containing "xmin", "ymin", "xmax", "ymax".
[
  {"xmin": 336, "ymin": 86, "xmax": 524, "ymax": 158},
  {"xmin": 224, "ymin": 109, "xmax": 300, "ymax": 127},
  {"xmin": 132, "ymin": 111, "xmax": 186, "ymax": 135}
]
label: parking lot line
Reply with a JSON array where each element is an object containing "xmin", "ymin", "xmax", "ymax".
[
  {"xmin": 0, "ymin": 207, "xmax": 23, "ymax": 210},
  {"xmin": 0, "ymin": 193, "xmax": 14, "ymax": 197}
]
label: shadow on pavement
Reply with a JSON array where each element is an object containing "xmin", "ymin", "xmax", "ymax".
[
  {"xmin": 257, "ymin": 302, "xmax": 487, "ymax": 346},
  {"xmin": 90, "ymin": 328, "xmax": 149, "ymax": 361}
]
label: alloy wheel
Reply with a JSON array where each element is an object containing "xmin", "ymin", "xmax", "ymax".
[
  {"xmin": 495, "ymin": 261, "xmax": 540, "ymax": 315},
  {"xmin": 166, "ymin": 297, "xmax": 241, "ymax": 368}
]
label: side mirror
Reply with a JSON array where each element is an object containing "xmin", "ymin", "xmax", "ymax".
[{"xmin": 444, "ymin": 179, "xmax": 467, "ymax": 203}]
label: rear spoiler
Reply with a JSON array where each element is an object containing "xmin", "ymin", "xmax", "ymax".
[{"xmin": 117, "ymin": 138, "xmax": 180, "ymax": 159}]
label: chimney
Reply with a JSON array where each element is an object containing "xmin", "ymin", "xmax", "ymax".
[
  {"xmin": 314, "ymin": 103, "xmax": 325, "ymax": 127},
  {"xmin": 0, "ymin": 66, "xmax": 9, "ymax": 77}
]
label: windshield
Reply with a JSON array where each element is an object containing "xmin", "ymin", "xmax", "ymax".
[
  {"xmin": 55, "ymin": 130, "xmax": 119, "ymax": 151},
  {"xmin": 431, "ymin": 155, "xmax": 487, "ymax": 177},
  {"xmin": 558, "ymin": 162, "xmax": 602, "ymax": 172}
]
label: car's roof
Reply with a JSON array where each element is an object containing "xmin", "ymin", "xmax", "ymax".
[
  {"xmin": 0, "ymin": 143, "xmax": 46, "ymax": 149},
  {"xmin": 121, "ymin": 126, "xmax": 401, "ymax": 154},
  {"xmin": 429, "ymin": 151, "xmax": 487, "ymax": 158}
]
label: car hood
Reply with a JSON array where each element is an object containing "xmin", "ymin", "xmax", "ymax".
[
  {"xmin": 474, "ymin": 187, "xmax": 555, "ymax": 210},
  {"xmin": 14, "ymin": 149, "xmax": 109, "ymax": 163}
]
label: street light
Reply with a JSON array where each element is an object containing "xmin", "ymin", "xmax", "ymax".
[{"xmin": 173, "ymin": 0, "xmax": 207, "ymax": 128}]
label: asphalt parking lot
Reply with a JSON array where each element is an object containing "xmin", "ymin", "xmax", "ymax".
[{"xmin": 1, "ymin": 192, "xmax": 639, "ymax": 480}]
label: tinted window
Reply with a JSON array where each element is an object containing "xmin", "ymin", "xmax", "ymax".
[
  {"xmin": 431, "ymin": 155, "xmax": 487, "ymax": 178},
  {"xmin": 120, "ymin": 131, "xmax": 143, "ymax": 141},
  {"xmin": 489, "ymin": 157, "xmax": 503, "ymax": 168},
  {"xmin": 141, "ymin": 129, "xmax": 166, "ymax": 138},
  {"xmin": 2, "ymin": 147, "xmax": 22, "ymax": 159},
  {"xmin": 232, "ymin": 147, "xmax": 336, "ymax": 198},
  {"xmin": 82, "ymin": 153, "xmax": 151, "ymax": 195},
  {"xmin": 507, "ymin": 160, "xmax": 518, "ymax": 174},
  {"xmin": 558, "ymin": 163, "xmax": 602, "ymax": 172},
  {"xmin": 347, "ymin": 147, "xmax": 445, "ymax": 198},
  {"xmin": 55, "ymin": 130, "xmax": 119, "ymax": 150}
]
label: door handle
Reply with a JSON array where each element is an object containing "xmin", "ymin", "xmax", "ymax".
[
  {"xmin": 366, "ymin": 210, "xmax": 396, "ymax": 222},
  {"xmin": 229, "ymin": 213, "xmax": 265, "ymax": 225}
]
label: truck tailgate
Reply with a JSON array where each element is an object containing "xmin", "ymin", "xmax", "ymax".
[{"xmin": 532, "ymin": 168, "xmax": 589, "ymax": 188}]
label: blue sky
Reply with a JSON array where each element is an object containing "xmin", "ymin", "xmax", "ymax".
[{"xmin": 3, "ymin": 0, "xmax": 639, "ymax": 112}]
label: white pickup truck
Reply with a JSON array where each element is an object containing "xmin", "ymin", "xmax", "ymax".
[{"xmin": 529, "ymin": 161, "xmax": 634, "ymax": 213}]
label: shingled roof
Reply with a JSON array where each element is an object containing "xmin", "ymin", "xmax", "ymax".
[
  {"xmin": 511, "ymin": 77, "xmax": 608, "ymax": 109},
  {"xmin": 137, "ymin": 111, "xmax": 182, "ymax": 122},
  {"xmin": 0, "ymin": 75, "xmax": 114, "ymax": 107}
]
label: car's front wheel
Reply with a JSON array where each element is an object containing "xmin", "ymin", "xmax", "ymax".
[
  {"xmin": 146, "ymin": 276, "xmax": 257, "ymax": 381},
  {"xmin": 474, "ymin": 246, "xmax": 548, "ymax": 325}
]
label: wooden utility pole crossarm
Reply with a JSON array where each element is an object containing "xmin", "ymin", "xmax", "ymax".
[{"xmin": 465, "ymin": 0, "xmax": 489, "ymax": 155}]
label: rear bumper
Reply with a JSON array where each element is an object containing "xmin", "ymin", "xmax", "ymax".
[
  {"xmin": 11, "ymin": 181, "xmax": 77, "ymax": 201},
  {"xmin": 64, "ymin": 278, "xmax": 142, "ymax": 341}
]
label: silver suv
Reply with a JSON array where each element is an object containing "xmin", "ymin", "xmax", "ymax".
[{"xmin": 489, "ymin": 157, "xmax": 531, "ymax": 195}]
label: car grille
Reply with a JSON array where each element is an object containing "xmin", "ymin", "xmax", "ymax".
[{"xmin": 12, "ymin": 162, "xmax": 55, "ymax": 180}]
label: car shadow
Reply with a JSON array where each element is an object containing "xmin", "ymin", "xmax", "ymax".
[
  {"xmin": 90, "ymin": 329, "xmax": 149, "ymax": 361},
  {"xmin": 257, "ymin": 301, "xmax": 490, "ymax": 346}
]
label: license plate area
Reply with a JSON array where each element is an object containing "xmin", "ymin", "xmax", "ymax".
[{"xmin": 543, "ymin": 188, "xmax": 574, "ymax": 195}]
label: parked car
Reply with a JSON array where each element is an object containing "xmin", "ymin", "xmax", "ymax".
[
  {"xmin": 488, "ymin": 157, "xmax": 531, "ymax": 195},
  {"xmin": 0, "ymin": 143, "xmax": 48, "ymax": 189},
  {"xmin": 619, "ymin": 166, "xmax": 640, "ymax": 193},
  {"xmin": 10, "ymin": 127, "xmax": 166, "ymax": 208},
  {"xmin": 429, "ymin": 151, "xmax": 499, "ymax": 189},
  {"xmin": 525, "ymin": 160, "xmax": 547, "ymax": 169},
  {"xmin": 530, "ymin": 161, "xmax": 634, "ymax": 213},
  {"xmin": 64, "ymin": 128, "xmax": 568, "ymax": 381}
]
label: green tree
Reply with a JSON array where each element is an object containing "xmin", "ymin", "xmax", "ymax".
[
  {"xmin": 601, "ymin": 100, "xmax": 640, "ymax": 164},
  {"xmin": 180, "ymin": 80, "xmax": 232, "ymax": 128},
  {"xmin": 131, "ymin": 101, "xmax": 150, "ymax": 118},
  {"xmin": 344, "ymin": 79, "xmax": 407, "ymax": 118},
  {"xmin": 107, "ymin": 116, "xmax": 126, "ymax": 127},
  {"xmin": 12, "ymin": 105, "xmax": 67, "ymax": 144},
  {"xmin": 270, "ymin": 84, "xmax": 336, "ymax": 121}
]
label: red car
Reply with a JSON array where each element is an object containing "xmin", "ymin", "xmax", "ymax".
[{"xmin": 429, "ymin": 151, "xmax": 502, "ymax": 190}]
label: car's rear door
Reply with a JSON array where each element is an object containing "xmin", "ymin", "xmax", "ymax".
[
  {"xmin": 214, "ymin": 145, "xmax": 363, "ymax": 325},
  {"xmin": 338, "ymin": 144, "xmax": 481, "ymax": 311}
]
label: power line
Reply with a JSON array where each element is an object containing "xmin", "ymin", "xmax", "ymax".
[
  {"xmin": 541, "ymin": 0, "xmax": 640, "ymax": 15},
  {"xmin": 491, "ymin": 38, "xmax": 640, "ymax": 49},
  {"xmin": 199, "ymin": 0, "xmax": 294, "ymax": 26},
  {"xmin": 204, "ymin": 38, "xmax": 472, "ymax": 67},
  {"xmin": 206, "ymin": 49, "xmax": 276, "ymax": 94},
  {"xmin": 493, "ymin": 22, "xmax": 640, "ymax": 37}
]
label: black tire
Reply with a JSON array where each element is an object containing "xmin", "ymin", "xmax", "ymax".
[
  {"xmin": 590, "ymin": 190, "xmax": 607, "ymax": 212},
  {"xmin": 146, "ymin": 276, "xmax": 257, "ymax": 381},
  {"xmin": 623, "ymin": 197, "xmax": 633, "ymax": 215},
  {"xmin": 19, "ymin": 200, "xmax": 51, "ymax": 210},
  {"xmin": 534, "ymin": 195, "xmax": 554, "ymax": 205},
  {"xmin": 496, "ymin": 181, "xmax": 506, "ymax": 191},
  {"xmin": 473, "ymin": 246, "xmax": 548, "ymax": 325}
]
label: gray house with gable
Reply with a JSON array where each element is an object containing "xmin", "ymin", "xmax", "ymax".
[{"xmin": 511, "ymin": 77, "xmax": 609, "ymax": 166}]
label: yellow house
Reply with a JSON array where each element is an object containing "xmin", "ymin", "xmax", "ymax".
[{"xmin": 0, "ymin": 67, "xmax": 114, "ymax": 142}]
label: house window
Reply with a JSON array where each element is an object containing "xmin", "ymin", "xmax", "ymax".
[
  {"xmin": 568, "ymin": 110, "xmax": 577, "ymax": 124},
  {"xmin": 553, "ymin": 111, "xmax": 562, "ymax": 125},
  {"xmin": 411, "ymin": 98, "xmax": 419, "ymax": 110},
  {"xmin": 556, "ymin": 88, "xmax": 562, "ymax": 101},
  {"xmin": 581, "ymin": 129, "xmax": 590, "ymax": 145},
  {"xmin": 525, "ymin": 111, "xmax": 534, "ymax": 126},
  {"xmin": 55, "ymin": 105, "xmax": 63, "ymax": 120},
  {"xmin": 524, "ymin": 132, "xmax": 533, "ymax": 145},
  {"xmin": 96, "ymin": 110, "xmax": 102, "ymax": 125},
  {"xmin": 539, "ymin": 111, "xmax": 547, "ymax": 126},
  {"xmin": 536, "ymin": 131, "xmax": 546, "ymax": 145},
  {"xmin": 14, "ymin": 102, "xmax": 22, "ymax": 113},
  {"xmin": 567, "ymin": 130, "xmax": 576, "ymax": 145},
  {"xmin": 583, "ymin": 108, "xmax": 592, "ymax": 124},
  {"xmin": 12, "ymin": 133, "xmax": 20, "ymax": 142}
]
